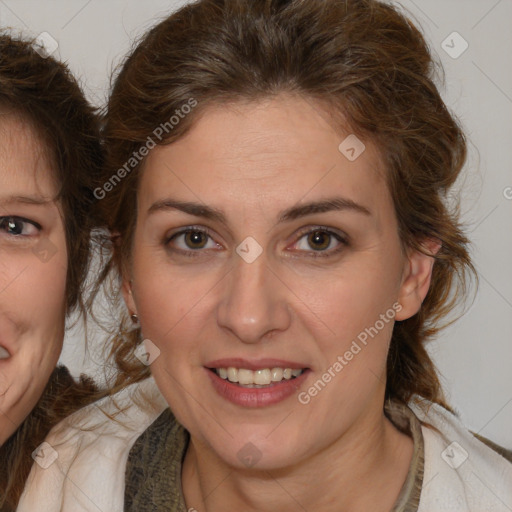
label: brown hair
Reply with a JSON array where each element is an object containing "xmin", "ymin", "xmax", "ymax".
[
  {"xmin": 0, "ymin": 33, "xmax": 104, "ymax": 509},
  {"xmin": 97, "ymin": 0, "xmax": 475, "ymax": 408}
]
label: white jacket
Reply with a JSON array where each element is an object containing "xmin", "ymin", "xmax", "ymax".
[
  {"xmin": 17, "ymin": 378, "xmax": 512, "ymax": 511},
  {"xmin": 18, "ymin": 377, "xmax": 168, "ymax": 512}
]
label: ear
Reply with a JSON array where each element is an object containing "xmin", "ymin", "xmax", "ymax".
[
  {"xmin": 122, "ymin": 276, "xmax": 138, "ymax": 318},
  {"xmin": 395, "ymin": 238, "xmax": 441, "ymax": 321},
  {"xmin": 112, "ymin": 230, "xmax": 138, "ymax": 317}
]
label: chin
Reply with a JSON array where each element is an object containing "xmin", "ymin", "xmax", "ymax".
[{"xmin": 204, "ymin": 428, "xmax": 307, "ymax": 472}]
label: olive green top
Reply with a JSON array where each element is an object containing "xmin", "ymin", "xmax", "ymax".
[
  {"xmin": 124, "ymin": 400, "xmax": 512, "ymax": 511},
  {"xmin": 124, "ymin": 401, "xmax": 426, "ymax": 511}
]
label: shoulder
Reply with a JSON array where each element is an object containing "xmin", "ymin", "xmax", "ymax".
[
  {"xmin": 17, "ymin": 377, "xmax": 167, "ymax": 512},
  {"xmin": 408, "ymin": 398, "xmax": 512, "ymax": 512}
]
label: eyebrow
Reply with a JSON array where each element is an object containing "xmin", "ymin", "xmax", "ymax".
[
  {"xmin": 0, "ymin": 195, "xmax": 54, "ymax": 207},
  {"xmin": 148, "ymin": 197, "xmax": 371, "ymax": 224}
]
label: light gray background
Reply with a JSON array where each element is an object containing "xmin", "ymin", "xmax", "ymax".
[{"xmin": 1, "ymin": 0, "xmax": 510, "ymax": 447}]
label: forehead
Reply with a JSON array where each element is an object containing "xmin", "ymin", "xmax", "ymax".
[
  {"xmin": 0, "ymin": 113, "xmax": 58, "ymax": 199},
  {"xmin": 140, "ymin": 95, "xmax": 389, "ymax": 215}
]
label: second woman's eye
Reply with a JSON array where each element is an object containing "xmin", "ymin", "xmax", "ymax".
[
  {"xmin": 292, "ymin": 228, "xmax": 347, "ymax": 255},
  {"xmin": 0, "ymin": 216, "xmax": 40, "ymax": 237}
]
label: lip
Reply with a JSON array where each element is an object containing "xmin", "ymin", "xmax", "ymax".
[
  {"xmin": 204, "ymin": 358, "xmax": 307, "ymax": 371},
  {"xmin": 206, "ymin": 366, "xmax": 310, "ymax": 408}
]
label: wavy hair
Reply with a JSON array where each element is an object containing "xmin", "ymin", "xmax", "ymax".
[{"xmin": 96, "ymin": 0, "xmax": 475, "ymax": 410}]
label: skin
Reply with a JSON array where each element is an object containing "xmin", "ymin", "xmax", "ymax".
[
  {"xmin": 123, "ymin": 94, "xmax": 437, "ymax": 511},
  {"xmin": 0, "ymin": 115, "xmax": 67, "ymax": 446}
]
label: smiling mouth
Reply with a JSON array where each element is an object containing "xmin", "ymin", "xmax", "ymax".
[
  {"xmin": 0, "ymin": 346, "xmax": 10, "ymax": 360},
  {"xmin": 210, "ymin": 366, "xmax": 305, "ymax": 388}
]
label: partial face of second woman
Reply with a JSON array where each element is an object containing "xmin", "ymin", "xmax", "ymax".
[
  {"xmin": 0, "ymin": 114, "xmax": 67, "ymax": 445},
  {"xmin": 123, "ymin": 94, "xmax": 437, "ymax": 470}
]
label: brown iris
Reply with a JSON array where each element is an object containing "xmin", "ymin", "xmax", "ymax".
[
  {"xmin": 184, "ymin": 230, "xmax": 208, "ymax": 249},
  {"xmin": 307, "ymin": 230, "xmax": 331, "ymax": 251}
]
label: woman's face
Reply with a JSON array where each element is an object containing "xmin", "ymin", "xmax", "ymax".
[
  {"xmin": 0, "ymin": 115, "xmax": 67, "ymax": 445},
  {"xmin": 125, "ymin": 95, "xmax": 435, "ymax": 469}
]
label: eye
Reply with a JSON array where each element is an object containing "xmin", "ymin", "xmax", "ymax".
[
  {"xmin": 167, "ymin": 228, "xmax": 220, "ymax": 252},
  {"xmin": 0, "ymin": 216, "xmax": 40, "ymax": 237},
  {"xmin": 291, "ymin": 228, "xmax": 347, "ymax": 256}
]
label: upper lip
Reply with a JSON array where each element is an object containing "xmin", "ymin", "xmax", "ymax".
[{"xmin": 205, "ymin": 358, "xmax": 308, "ymax": 371}]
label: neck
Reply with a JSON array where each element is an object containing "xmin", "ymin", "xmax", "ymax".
[{"xmin": 182, "ymin": 402, "xmax": 414, "ymax": 512}]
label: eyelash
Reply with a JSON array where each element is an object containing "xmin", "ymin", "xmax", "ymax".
[
  {"xmin": 0, "ymin": 216, "xmax": 41, "ymax": 238},
  {"xmin": 165, "ymin": 225, "xmax": 348, "ymax": 258}
]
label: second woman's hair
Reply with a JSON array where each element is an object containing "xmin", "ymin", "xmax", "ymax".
[{"xmin": 0, "ymin": 33, "xmax": 104, "ymax": 509}]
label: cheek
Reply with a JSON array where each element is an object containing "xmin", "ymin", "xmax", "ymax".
[
  {"xmin": 134, "ymin": 267, "xmax": 209, "ymax": 355},
  {"xmin": 294, "ymin": 257, "xmax": 402, "ymax": 337},
  {"xmin": 0, "ymin": 242, "xmax": 67, "ymax": 314},
  {"xmin": 131, "ymin": 240, "xmax": 219, "ymax": 340},
  {"xmin": 0, "ymin": 246, "xmax": 67, "ymax": 442},
  {"xmin": 30, "ymin": 241, "xmax": 68, "ymax": 315},
  {"xmin": 15, "ymin": 252, "xmax": 68, "ymax": 357},
  {"xmin": 290, "ymin": 257, "xmax": 403, "ymax": 401}
]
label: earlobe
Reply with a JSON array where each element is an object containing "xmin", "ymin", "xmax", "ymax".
[
  {"xmin": 395, "ymin": 239, "xmax": 441, "ymax": 321},
  {"xmin": 122, "ymin": 278, "xmax": 138, "ymax": 319}
]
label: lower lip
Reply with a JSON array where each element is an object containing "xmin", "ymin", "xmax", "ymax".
[{"xmin": 206, "ymin": 368, "xmax": 310, "ymax": 408}]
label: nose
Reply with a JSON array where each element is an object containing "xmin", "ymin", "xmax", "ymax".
[{"xmin": 216, "ymin": 254, "xmax": 291, "ymax": 344}]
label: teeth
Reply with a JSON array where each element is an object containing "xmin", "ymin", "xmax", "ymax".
[
  {"xmin": 0, "ymin": 346, "xmax": 10, "ymax": 360},
  {"xmin": 215, "ymin": 366, "xmax": 304, "ymax": 386},
  {"xmin": 254, "ymin": 369, "xmax": 271, "ymax": 385},
  {"xmin": 238, "ymin": 369, "xmax": 254, "ymax": 385},
  {"xmin": 227, "ymin": 367, "xmax": 238, "ymax": 383},
  {"xmin": 271, "ymin": 368, "xmax": 283, "ymax": 381}
]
